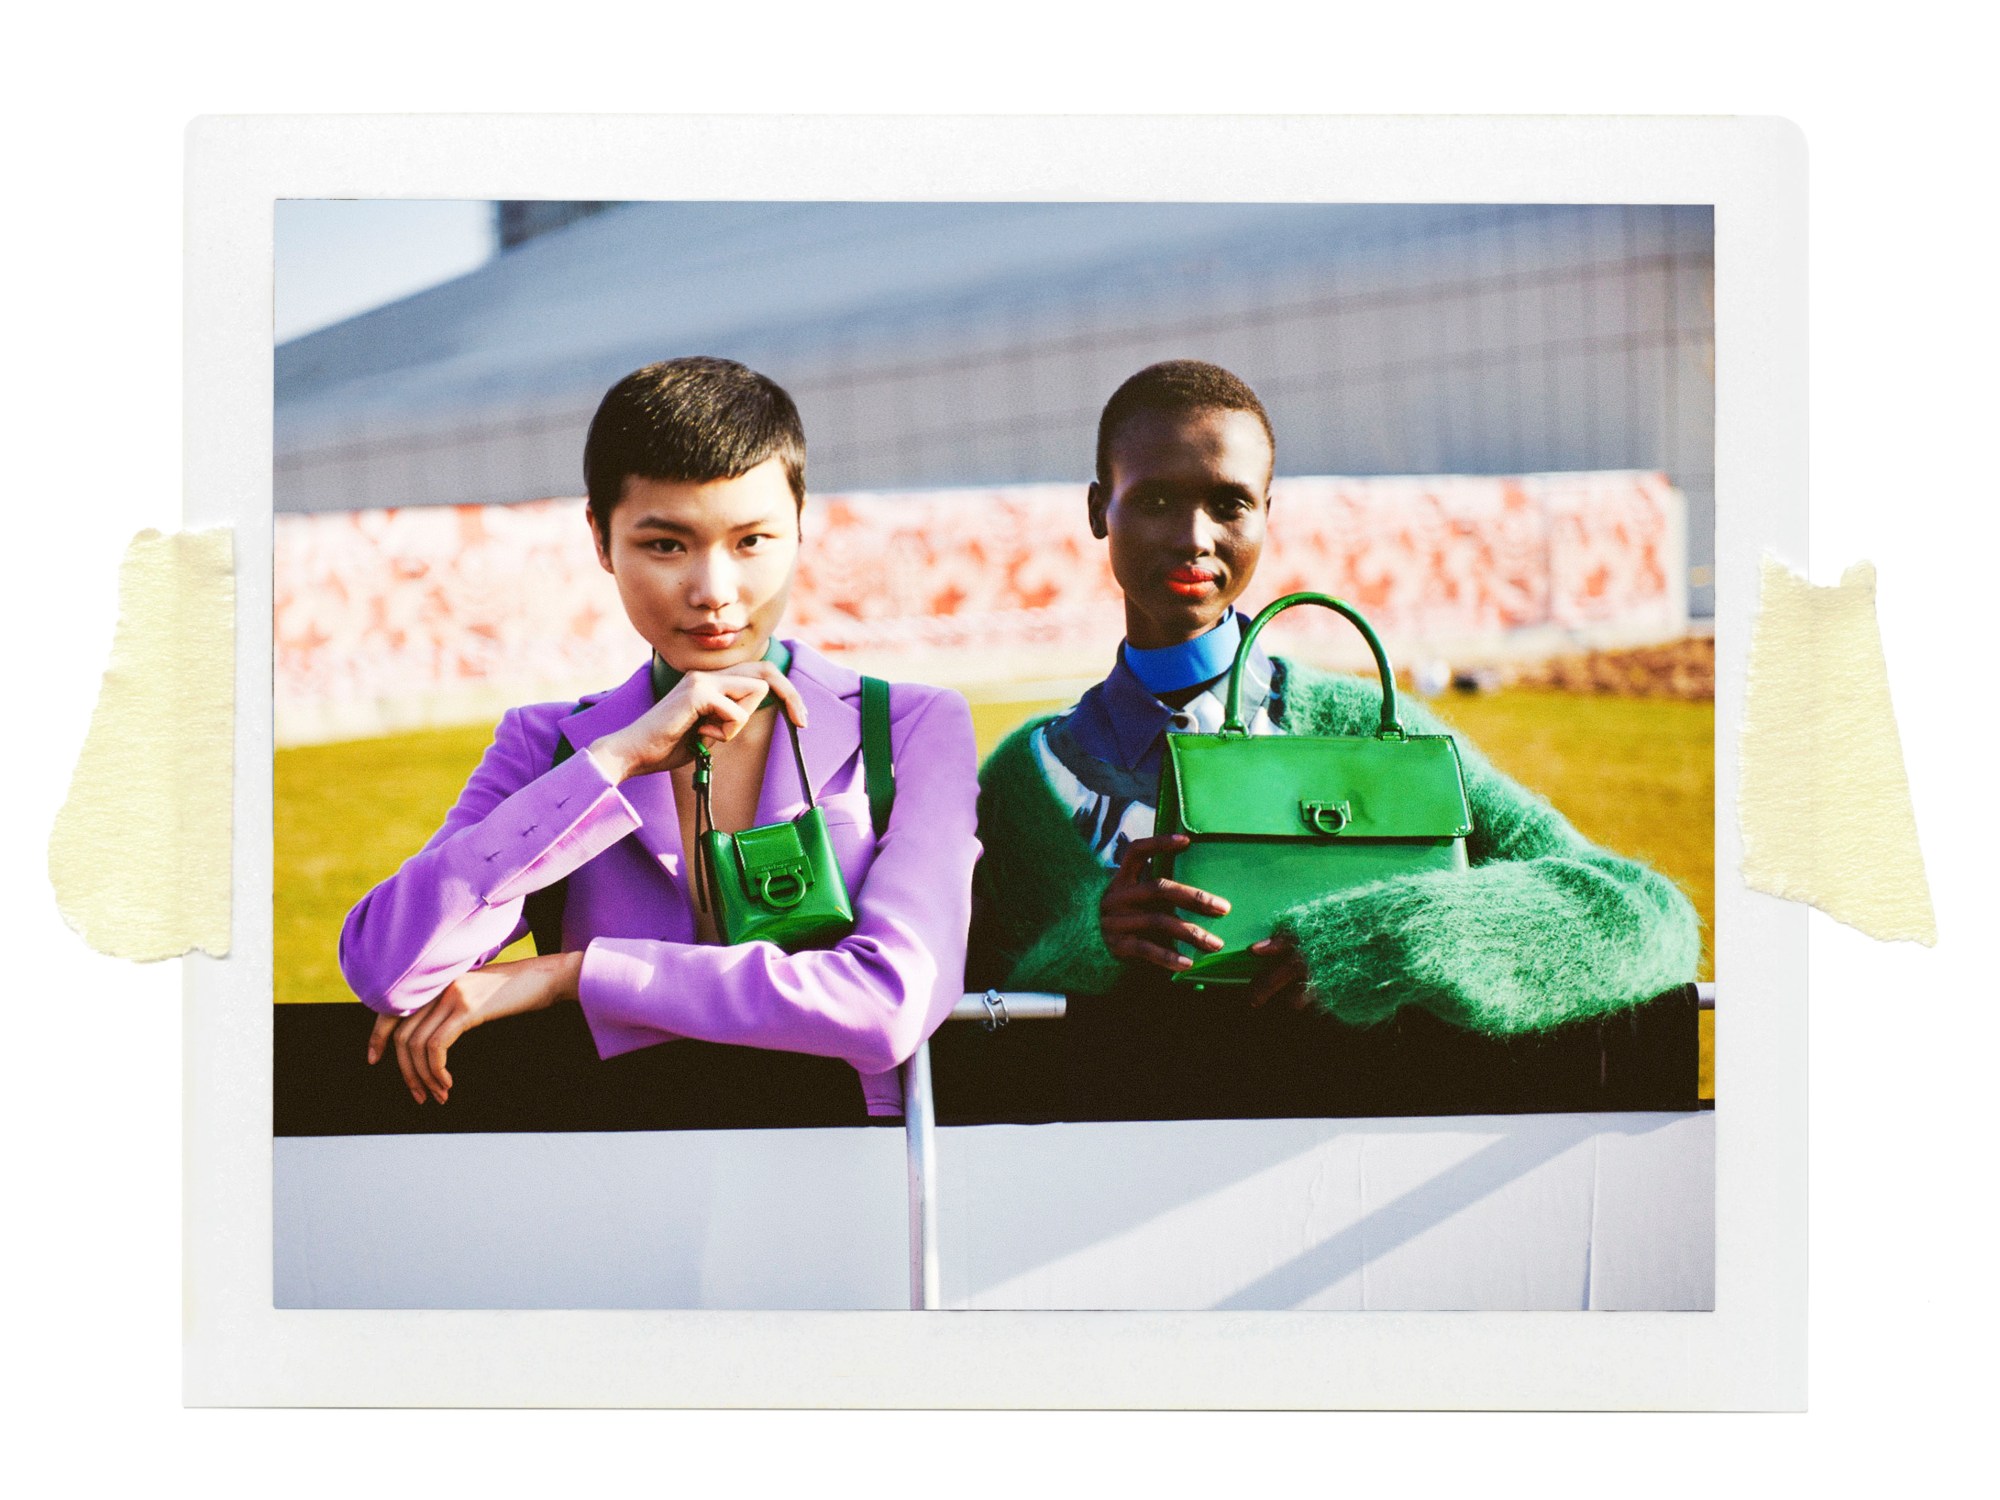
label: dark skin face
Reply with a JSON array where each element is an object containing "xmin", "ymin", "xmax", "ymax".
[{"xmin": 1087, "ymin": 406, "xmax": 1273, "ymax": 651}]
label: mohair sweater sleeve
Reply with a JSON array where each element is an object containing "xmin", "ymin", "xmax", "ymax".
[
  {"xmin": 1271, "ymin": 663, "xmax": 1701, "ymax": 1033},
  {"xmin": 966, "ymin": 719, "xmax": 1125, "ymax": 996}
]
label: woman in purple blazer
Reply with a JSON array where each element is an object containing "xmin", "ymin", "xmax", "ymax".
[{"xmin": 341, "ymin": 358, "xmax": 980, "ymax": 1119}]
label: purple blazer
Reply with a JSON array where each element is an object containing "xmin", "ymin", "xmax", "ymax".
[{"xmin": 339, "ymin": 640, "xmax": 982, "ymax": 1116}]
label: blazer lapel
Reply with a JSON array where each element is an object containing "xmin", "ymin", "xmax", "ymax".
[{"xmin": 559, "ymin": 661, "xmax": 688, "ymax": 883}]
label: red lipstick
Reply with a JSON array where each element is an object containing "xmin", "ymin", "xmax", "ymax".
[{"xmin": 1165, "ymin": 565, "xmax": 1219, "ymax": 597}]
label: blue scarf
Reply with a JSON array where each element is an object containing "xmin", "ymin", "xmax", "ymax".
[{"xmin": 1122, "ymin": 613, "xmax": 1242, "ymax": 695}]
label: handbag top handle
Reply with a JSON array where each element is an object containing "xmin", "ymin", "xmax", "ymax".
[
  {"xmin": 692, "ymin": 705, "xmax": 816, "ymax": 916},
  {"xmin": 1224, "ymin": 591, "xmax": 1403, "ymax": 739}
]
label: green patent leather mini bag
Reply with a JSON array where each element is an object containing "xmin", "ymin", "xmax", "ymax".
[
  {"xmin": 693, "ymin": 676, "xmax": 895, "ymax": 952},
  {"xmin": 1154, "ymin": 592, "xmax": 1474, "ymax": 985}
]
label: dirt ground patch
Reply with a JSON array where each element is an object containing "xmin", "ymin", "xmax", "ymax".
[{"xmin": 1507, "ymin": 634, "xmax": 1714, "ymax": 700}]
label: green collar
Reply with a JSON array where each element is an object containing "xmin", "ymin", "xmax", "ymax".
[{"xmin": 650, "ymin": 638, "xmax": 793, "ymax": 705}]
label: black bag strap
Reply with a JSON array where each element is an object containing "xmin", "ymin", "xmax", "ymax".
[{"xmin": 691, "ymin": 741, "xmax": 716, "ymax": 917}]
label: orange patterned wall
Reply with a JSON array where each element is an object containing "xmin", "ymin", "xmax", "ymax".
[{"xmin": 275, "ymin": 472, "xmax": 1685, "ymax": 744}]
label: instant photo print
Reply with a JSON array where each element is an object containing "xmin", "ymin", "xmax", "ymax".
[{"xmin": 184, "ymin": 114, "xmax": 1806, "ymax": 1410}]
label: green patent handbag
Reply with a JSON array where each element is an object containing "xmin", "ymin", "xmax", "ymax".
[
  {"xmin": 1153, "ymin": 591, "xmax": 1474, "ymax": 985},
  {"xmin": 692, "ymin": 676, "xmax": 895, "ymax": 952}
]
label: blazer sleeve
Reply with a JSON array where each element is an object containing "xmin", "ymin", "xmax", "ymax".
[
  {"xmin": 575, "ymin": 687, "xmax": 982, "ymax": 1076},
  {"xmin": 338, "ymin": 707, "xmax": 644, "ymax": 1015}
]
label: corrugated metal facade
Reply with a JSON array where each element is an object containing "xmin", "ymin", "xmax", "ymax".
[{"xmin": 276, "ymin": 201, "xmax": 1714, "ymax": 611}]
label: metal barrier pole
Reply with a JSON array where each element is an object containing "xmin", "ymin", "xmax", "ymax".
[
  {"xmin": 901, "ymin": 1039, "xmax": 940, "ymax": 1311},
  {"xmin": 902, "ymin": 993, "xmax": 1067, "ymax": 1311},
  {"xmin": 950, "ymin": 992, "xmax": 1067, "ymax": 1026}
]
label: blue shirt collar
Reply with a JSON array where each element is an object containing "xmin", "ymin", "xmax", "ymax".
[
  {"xmin": 1064, "ymin": 612, "xmax": 1272, "ymax": 773},
  {"xmin": 1122, "ymin": 613, "xmax": 1242, "ymax": 695}
]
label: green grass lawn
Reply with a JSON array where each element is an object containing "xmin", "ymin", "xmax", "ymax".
[{"xmin": 278, "ymin": 687, "xmax": 1714, "ymax": 1095}]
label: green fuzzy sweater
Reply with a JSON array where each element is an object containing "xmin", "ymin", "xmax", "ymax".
[{"xmin": 967, "ymin": 661, "xmax": 1701, "ymax": 1035}]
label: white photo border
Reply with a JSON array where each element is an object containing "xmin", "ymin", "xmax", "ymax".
[{"xmin": 186, "ymin": 113, "xmax": 1805, "ymax": 1409}]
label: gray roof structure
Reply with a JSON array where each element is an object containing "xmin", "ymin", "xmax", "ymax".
[{"xmin": 276, "ymin": 200, "xmax": 1715, "ymax": 607}]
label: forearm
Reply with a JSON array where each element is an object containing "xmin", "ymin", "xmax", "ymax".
[
  {"xmin": 1276, "ymin": 849, "xmax": 1700, "ymax": 1033},
  {"xmin": 341, "ymin": 894, "xmax": 527, "ymax": 1017},
  {"xmin": 578, "ymin": 922, "xmax": 961, "ymax": 1073},
  {"xmin": 1271, "ymin": 680, "xmax": 1698, "ymax": 1030},
  {"xmin": 581, "ymin": 737, "xmax": 644, "ymax": 786},
  {"xmin": 969, "ymin": 722, "xmax": 1128, "ymax": 998},
  {"xmin": 1000, "ymin": 872, "xmax": 1123, "ymax": 995},
  {"xmin": 340, "ymin": 742, "xmax": 640, "ymax": 1014},
  {"xmin": 968, "ymin": 857, "xmax": 1119, "ymax": 996}
]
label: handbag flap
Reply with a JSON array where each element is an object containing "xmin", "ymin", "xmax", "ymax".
[
  {"xmin": 733, "ymin": 820, "xmax": 811, "ymax": 879},
  {"xmin": 1163, "ymin": 732, "xmax": 1473, "ymax": 839}
]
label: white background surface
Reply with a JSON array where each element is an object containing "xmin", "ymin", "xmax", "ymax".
[
  {"xmin": 272, "ymin": 1115, "xmax": 1714, "ymax": 1311},
  {"xmin": 4, "ymin": 1, "xmax": 1991, "ymax": 1489}
]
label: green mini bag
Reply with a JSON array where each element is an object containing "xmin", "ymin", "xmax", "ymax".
[
  {"xmin": 692, "ymin": 674, "xmax": 895, "ymax": 952},
  {"xmin": 1154, "ymin": 591, "xmax": 1474, "ymax": 985}
]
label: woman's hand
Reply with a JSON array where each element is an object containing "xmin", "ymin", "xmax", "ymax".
[
  {"xmin": 586, "ymin": 660, "xmax": 808, "ymax": 783},
  {"xmin": 1098, "ymin": 833, "xmax": 1231, "ymax": 971},
  {"xmin": 365, "ymin": 951, "xmax": 584, "ymax": 1104},
  {"xmin": 1096, "ymin": 833, "xmax": 1309, "ymax": 1005},
  {"xmin": 1246, "ymin": 935, "xmax": 1311, "ymax": 1010}
]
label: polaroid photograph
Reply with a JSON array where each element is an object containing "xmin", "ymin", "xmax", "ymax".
[{"xmin": 188, "ymin": 115, "xmax": 1805, "ymax": 1408}]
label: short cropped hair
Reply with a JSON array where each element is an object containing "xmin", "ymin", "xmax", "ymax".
[
  {"xmin": 1094, "ymin": 360, "xmax": 1276, "ymax": 489},
  {"xmin": 583, "ymin": 357, "xmax": 807, "ymax": 537}
]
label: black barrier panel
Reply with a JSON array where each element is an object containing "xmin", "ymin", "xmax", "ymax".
[
  {"xmin": 274, "ymin": 1002, "xmax": 881, "ymax": 1136},
  {"xmin": 275, "ymin": 984, "xmax": 1700, "ymax": 1137},
  {"xmin": 931, "ymin": 981, "xmax": 1702, "ymax": 1125}
]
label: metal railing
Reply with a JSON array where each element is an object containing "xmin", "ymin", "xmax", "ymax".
[{"xmin": 901, "ymin": 991, "xmax": 1065, "ymax": 1310}]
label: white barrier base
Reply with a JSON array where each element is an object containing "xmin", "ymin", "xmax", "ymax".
[{"xmin": 274, "ymin": 1112, "xmax": 1712, "ymax": 1311}]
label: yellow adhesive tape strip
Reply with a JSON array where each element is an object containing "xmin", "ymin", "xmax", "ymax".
[
  {"xmin": 1740, "ymin": 555, "xmax": 1935, "ymax": 944},
  {"xmin": 49, "ymin": 528, "xmax": 235, "ymax": 960}
]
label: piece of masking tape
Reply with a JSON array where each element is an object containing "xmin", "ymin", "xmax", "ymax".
[
  {"xmin": 1740, "ymin": 555, "xmax": 1935, "ymax": 944},
  {"xmin": 49, "ymin": 528, "xmax": 234, "ymax": 960}
]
